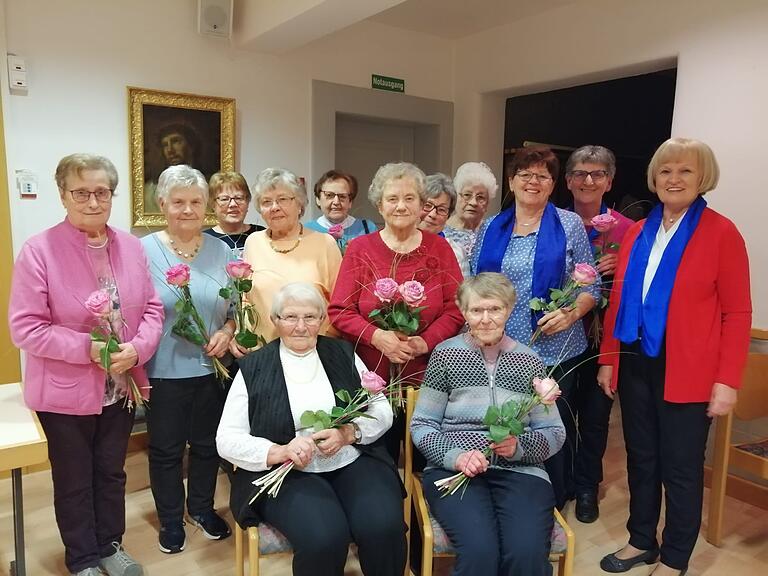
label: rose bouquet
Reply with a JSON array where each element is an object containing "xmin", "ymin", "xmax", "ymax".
[
  {"xmin": 434, "ymin": 376, "xmax": 561, "ymax": 498},
  {"xmin": 328, "ymin": 223, "xmax": 347, "ymax": 255},
  {"xmin": 165, "ymin": 263, "xmax": 230, "ymax": 381},
  {"xmin": 86, "ymin": 289, "xmax": 147, "ymax": 410},
  {"xmin": 249, "ymin": 371, "xmax": 391, "ymax": 502},
  {"xmin": 368, "ymin": 278, "xmax": 427, "ymax": 409},
  {"xmin": 588, "ymin": 211, "xmax": 620, "ymax": 346},
  {"xmin": 218, "ymin": 260, "xmax": 267, "ymax": 350},
  {"xmin": 528, "ymin": 263, "xmax": 598, "ymax": 345}
]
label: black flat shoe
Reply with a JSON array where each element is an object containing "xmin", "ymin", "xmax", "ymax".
[
  {"xmin": 600, "ymin": 547, "xmax": 659, "ymax": 573},
  {"xmin": 575, "ymin": 491, "xmax": 599, "ymax": 523}
]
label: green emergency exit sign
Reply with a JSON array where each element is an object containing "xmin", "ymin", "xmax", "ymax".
[{"xmin": 372, "ymin": 74, "xmax": 405, "ymax": 93}]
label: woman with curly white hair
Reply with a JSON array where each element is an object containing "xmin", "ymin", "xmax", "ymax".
[{"xmin": 444, "ymin": 161, "xmax": 499, "ymax": 256}]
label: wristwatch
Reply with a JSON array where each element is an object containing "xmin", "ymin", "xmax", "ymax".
[{"xmin": 351, "ymin": 422, "xmax": 362, "ymax": 444}]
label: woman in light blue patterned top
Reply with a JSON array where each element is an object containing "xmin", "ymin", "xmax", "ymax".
[
  {"xmin": 411, "ymin": 273, "xmax": 565, "ymax": 576},
  {"xmin": 305, "ymin": 169, "xmax": 376, "ymax": 245},
  {"xmin": 470, "ymin": 147, "xmax": 599, "ymax": 512}
]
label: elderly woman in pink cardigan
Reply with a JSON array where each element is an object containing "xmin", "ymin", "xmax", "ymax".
[{"xmin": 9, "ymin": 154, "xmax": 164, "ymax": 576}]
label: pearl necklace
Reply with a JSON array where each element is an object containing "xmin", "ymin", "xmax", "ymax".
[
  {"xmin": 168, "ymin": 234, "xmax": 202, "ymax": 259},
  {"xmin": 269, "ymin": 224, "xmax": 303, "ymax": 254},
  {"xmin": 87, "ymin": 235, "xmax": 109, "ymax": 249}
]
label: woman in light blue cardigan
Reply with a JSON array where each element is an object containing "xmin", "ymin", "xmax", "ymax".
[{"xmin": 305, "ymin": 170, "xmax": 376, "ymax": 245}]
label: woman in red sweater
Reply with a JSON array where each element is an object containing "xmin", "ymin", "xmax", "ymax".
[
  {"xmin": 328, "ymin": 162, "xmax": 465, "ymax": 461},
  {"xmin": 597, "ymin": 138, "xmax": 751, "ymax": 576}
]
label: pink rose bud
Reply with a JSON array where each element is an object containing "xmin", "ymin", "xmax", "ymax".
[
  {"xmin": 361, "ymin": 370, "xmax": 387, "ymax": 394},
  {"xmin": 373, "ymin": 277, "xmax": 399, "ymax": 302},
  {"xmin": 85, "ymin": 289, "xmax": 112, "ymax": 318},
  {"xmin": 533, "ymin": 377, "xmax": 562, "ymax": 405},
  {"xmin": 572, "ymin": 263, "xmax": 598, "ymax": 286},
  {"xmin": 166, "ymin": 263, "xmax": 191, "ymax": 287},
  {"xmin": 328, "ymin": 224, "xmax": 344, "ymax": 240},
  {"xmin": 398, "ymin": 280, "xmax": 425, "ymax": 307},
  {"xmin": 590, "ymin": 210, "xmax": 618, "ymax": 233},
  {"xmin": 226, "ymin": 259, "xmax": 253, "ymax": 280}
]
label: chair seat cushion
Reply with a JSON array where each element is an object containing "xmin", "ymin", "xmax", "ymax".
[
  {"xmin": 257, "ymin": 523, "xmax": 292, "ymax": 555},
  {"xmin": 429, "ymin": 514, "xmax": 568, "ymax": 555},
  {"xmin": 735, "ymin": 439, "xmax": 768, "ymax": 458}
]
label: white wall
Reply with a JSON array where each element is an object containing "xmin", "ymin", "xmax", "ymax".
[
  {"xmin": 1, "ymin": 0, "xmax": 453, "ymax": 248},
  {"xmin": 451, "ymin": 0, "xmax": 768, "ymax": 326}
]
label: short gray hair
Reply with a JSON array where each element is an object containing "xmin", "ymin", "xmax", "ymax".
[
  {"xmin": 368, "ymin": 162, "xmax": 427, "ymax": 207},
  {"xmin": 252, "ymin": 168, "xmax": 308, "ymax": 217},
  {"xmin": 270, "ymin": 282, "xmax": 327, "ymax": 320},
  {"xmin": 156, "ymin": 164, "xmax": 209, "ymax": 204},
  {"xmin": 55, "ymin": 153, "xmax": 118, "ymax": 192},
  {"xmin": 456, "ymin": 272, "xmax": 517, "ymax": 312},
  {"xmin": 453, "ymin": 162, "xmax": 498, "ymax": 199},
  {"xmin": 425, "ymin": 173, "xmax": 457, "ymax": 213},
  {"xmin": 566, "ymin": 145, "xmax": 617, "ymax": 177}
]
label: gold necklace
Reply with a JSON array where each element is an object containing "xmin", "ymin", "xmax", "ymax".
[
  {"xmin": 269, "ymin": 224, "xmax": 303, "ymax": 254},
  {"xmin": 168, "ymin": 234, "xmax": 202, "ymax": 259}
]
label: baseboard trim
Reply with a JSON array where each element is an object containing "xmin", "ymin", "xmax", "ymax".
[{"xmin": 704, "ymin": 465, "xmax": 768, "ymax": 510}]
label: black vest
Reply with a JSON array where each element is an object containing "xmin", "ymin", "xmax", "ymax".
[{"xmin": 229, "ymin": 336, "xmax": 399, "ymax": 527}]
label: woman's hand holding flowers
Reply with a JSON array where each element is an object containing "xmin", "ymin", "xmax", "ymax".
[
  {"xmin": 312, "ymin": 426, "xmax": 355, "ymax": 457},
  {"xmin": 596, "ymin": 253, "xmax": 618, "ymax": 276},
  {"xmin": 490, "ymin": 435, "xmax": 518, "ymax": 459},
  {"xmin": 205, "ymin": 326, "xmax": 233, "ymax": 358},
  {"xmin": 109, "ymin": 342, "xmax": 138, "ymax": 374},
  {"xmin": 269, "ymin": 437, "xmax": 316, "ymax": 469},
  {"xmin": 407, "ymin": 335, "xmax": 429, "ymax": 356},
  {"xmin": 372, "ymin": 329, "xmax": 413, "ymax": 363},
  {"xmin": 455, "ymin": 450, "xmax": 489, "ymax": 478},
  {"xmin": 537, "ymin": 307, "xmax": 579, "ymax": 336}
]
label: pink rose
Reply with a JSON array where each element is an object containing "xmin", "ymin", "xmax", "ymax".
[
  {"xmin": 591, "ymin": 210, "xmax": 618, "ymax": 233},
  {"xmin": 85, "ymin": 289, "xmax": 111, "ymax": 318},
  {"xmin": 533, "ymin": 377, "xmax": 562, "ymax": 405},
  {"xmin": 328, "ymin": 224, "xmax": 344, "ymax": 240},
  {"xmin": 572, "ymin": 263, "xmax": 598, "ymax": 286},
  {"xmin": 226, "ymin": 259, "xmax": 253, "ymax": 280},
  {"xmin": 373, "ymin": 277, "xmax": 399, "ymax": 302},
  {"xmin": 361, "ymin": 370, "xmax": 387, "ymax": 394},
  {"xmin": 166, "ymin": 263, "xmax": 191, "ymax": 287},
  {"xmin": 398, "ymin": 280, "xmax": 425, "ymax": 307}
]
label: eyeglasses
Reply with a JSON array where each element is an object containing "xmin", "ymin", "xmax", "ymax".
[
  {"xmin": 459, "ymin": 191, "xmax": 489, "ymax": 205},
  {"xmin": 259, "ymin": 196, "xmax": 296, "ymax": 211},
  {"xmin": 321, "ymin": 191, "xmax": 351, "ymax": 202},
  {"xmin": 69, "ymin": 188, "xmax": 113, "ymax": 203},
  {"xmin": 276, "ymin": 314, "xmax": 323, "ymax": 327},
  {"xmin": 515, "ymin": 171, "xmax": 553, "ymax": 183},
  {"xmin": 567, "ymin": 170, "xmax": 609, "ymax": 183},
  {"xmin": 215, "ymin": 195, "xmax": 248, "ymax": 206},
  {"xmin": 466, "ymin": 306, "xmax": 507, "ymax": 320},
  {"xmin": 423, "ymin": 202, "xmax": 451, "ymax": 217}
]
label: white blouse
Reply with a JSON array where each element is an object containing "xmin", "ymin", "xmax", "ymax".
[
  {"xmin": 642, "ymin": 213, "xmax": 685, "ymax": 302},
  {"xmin": 216, "ymin": 343, "xmax": 393, "ymax": 473}
]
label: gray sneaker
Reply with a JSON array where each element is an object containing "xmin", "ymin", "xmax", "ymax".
[
  {"xmin": 72, "ymin": 568, "xmax": 103, "ymax": 576},
  {"xmin": 99, "ymin": 542, "xmax": 144, "ymax": 576}
]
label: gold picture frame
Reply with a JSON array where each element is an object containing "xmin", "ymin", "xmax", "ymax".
[{"xmin": 128, "ymin": 87, "xmax": 235, "ymax": 227}]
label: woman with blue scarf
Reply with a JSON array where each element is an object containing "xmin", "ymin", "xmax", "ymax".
[
  {"xmin": 597, "ymin": 138, "xmax": 751, "ymax": 576},
  {"xmin": 470, "ymin": 146, "xmax": 601, "ymax": 511}
]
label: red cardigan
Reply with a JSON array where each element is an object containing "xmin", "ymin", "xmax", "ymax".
[
  {"xmin": 600, "ymin": 208, "xmax": 752, "ymax": 402},
  {"xmin": 328, "ymin": 231, "xmax": 465, "ymax": 382}
]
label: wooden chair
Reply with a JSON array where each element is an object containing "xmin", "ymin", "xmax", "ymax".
[
  {"xmin": 406, "ymin": 388, "xmax": 575, "ymax": 576},
  {"xmin": 235, "ymin": 408, "xmax": 414, "ymax": 576},
  {"xmin": 706, "ymin": 328, "xmax": 768, "ymax": 547}
]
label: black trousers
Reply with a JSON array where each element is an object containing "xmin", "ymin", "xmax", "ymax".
[
  {"xmin": 37, "ymin": 402, "xmax": 135, "ymax": 573},
  {"xmin": 147, "ymin": 374, "xmax": 225, "ymax": 525},
  {"xmin": 618, "ymin": 341, "xmax": 711, "ymax": 570},
  {"xmin": 573, "ymin": 349, "xmax": 614, "ymax": 494},
  {"xmin": 543, "ymin": 354, "xmax": 581, "ymax": 510},
  {"xmin": 423, "ymin": 468, "xmax": 554, "ymax": 576},
  {"xmin": 256, "ymin": 455, "xmax": 407, "ymax": 576}
]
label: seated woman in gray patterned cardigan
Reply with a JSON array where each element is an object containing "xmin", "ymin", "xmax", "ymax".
[{"xmin": 411, "ymin": 272, "xmax": 566, "ymax": 576}]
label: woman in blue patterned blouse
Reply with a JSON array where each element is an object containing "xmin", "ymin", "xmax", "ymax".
[
  {"xmin": 470, "ymin": 146, "xmax": 600, "ymax": 511},
  {"xmin": 411, "ymin": 273, "xmax": 565, "ymax": 576}
]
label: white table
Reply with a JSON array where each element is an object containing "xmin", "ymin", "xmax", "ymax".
[{"xmin": 0, "ymin": 382, "xmax": 48, "ymax": 576}]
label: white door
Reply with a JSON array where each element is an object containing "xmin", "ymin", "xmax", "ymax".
[{"xmin": 334, "ymin": 115, "xmax": 415, "ymax": 227}]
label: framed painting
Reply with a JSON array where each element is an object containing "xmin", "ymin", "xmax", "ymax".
[{"xmin": 128, "ymin": 87, "xmax": 235, "ymax": 227}]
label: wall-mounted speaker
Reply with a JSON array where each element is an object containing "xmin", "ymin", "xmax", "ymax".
[{"xmin": 197, "ymin": 0, "xmax": 233, "ymax": 39}]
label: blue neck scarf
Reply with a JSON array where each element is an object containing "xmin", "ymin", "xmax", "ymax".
[
  {"xmin": 477, "ymin": 202, "xmax": 566, "ymax": 327},
  {"xmin": 613, "ymin": 196, "xmax": 707, "ymax": 357}
]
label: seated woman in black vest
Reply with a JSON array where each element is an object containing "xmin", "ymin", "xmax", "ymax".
[{"xmin": 216, "ymin": 282, "xmax": 406, "ymax": 576}]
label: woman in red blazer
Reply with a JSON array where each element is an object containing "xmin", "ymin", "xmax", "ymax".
[{"xmin": 596, "ymin": 138, "xmax": 751, "ymax": 576}]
